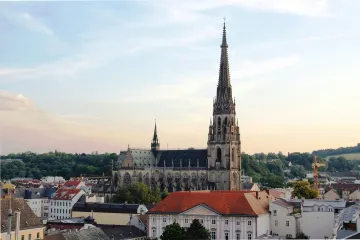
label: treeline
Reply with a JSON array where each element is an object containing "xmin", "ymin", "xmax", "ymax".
[
  {"xmin": 0, "ymin": 151, "xmax": 117, "ymax": 180},
  {"xmin": 312, "ymin": 143, "xmax": 360, "ymax": 157},
  {"xmin": 1, "ymin": 149, "xmax": 358, "ymax": 182}
]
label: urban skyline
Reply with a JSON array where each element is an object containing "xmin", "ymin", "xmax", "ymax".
[{"xmin": 1, "ymin": 0, "xmax": 359, "ymax": 155}]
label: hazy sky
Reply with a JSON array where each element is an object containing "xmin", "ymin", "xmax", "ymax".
[{"xmin": 1, "ymin": 0, "xmax": 359, "ymax": 155}]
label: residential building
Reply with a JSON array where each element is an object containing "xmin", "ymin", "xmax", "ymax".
[
  {"xmin": 1, "ymin": 198, "xmax": 45, "ymax": 240},
  {"xmin": 269, "ymin": 199, "xmax": 301, "ymax": 239},
  {"xmin": 72, "ymin": 203, "xmax": 149, "ymax": 225},
  {"xmin": 40, "ymin": 176, "xmax": 66, "ymax": 185},
  {"xmin": 113, "ymin": 22, "xmax": 242, "ymax": 192},
  {"xmin": 322, "ymin": 189, "xmax": 341, "ymax": 201},
  {"xmin": 49, "ymin": 188, "xmax": 85, "ymax": 219},
  {"xmin": 147, "ymin": 190, "xmax": 273, "ymax": 240},
  {"xmin": 44, "ymin": 227, "xmax": 110, "ymax": 240}
]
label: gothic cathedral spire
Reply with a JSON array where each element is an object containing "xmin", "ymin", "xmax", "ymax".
[
  {"xmin": 214, "ymin": 21, "xmax": 235, "ymax": 115},
  {"xmin": 207, "ymin": 21, "xmax": 242, "ymax": 191},
  {"xmin": 151, "ymin": 120, "xmax": 160, "ymax": 152}
]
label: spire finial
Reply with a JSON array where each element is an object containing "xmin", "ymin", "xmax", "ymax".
[{"xmin": 223, "ymin": 17, "xmax": 226, "ymax": 26}]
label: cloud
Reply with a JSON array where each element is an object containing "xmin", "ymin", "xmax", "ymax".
[
  {"xmin": 119, "ymin": 55, "xmax": 300, "ymax": 104},
  {"xmin": 150, "ymin": 0, "xmax": 331, "ymax": 21},
  {"xmin": 1, "ymin": 9, "xmax": 54, "ymax": 36},
  {"xmin": 232, "ymin": 55, "xmax": 301, "ymax": 79}
]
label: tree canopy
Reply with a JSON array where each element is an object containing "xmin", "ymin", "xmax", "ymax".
[
  {"xmin": 112, "ymin": 182, "xmax": 162, "ymax": 204},
  {"xmin": 292, "ymin": 181, "xmax": 318, "ymax": 199},
  {"xmin": 160, "ymin": 222, "xmax": 186, "ymax": 240},
  {"xmin": 160, "ymin": 219, "xmax": 210, "ymax": 240},
  {"xmin": 0, "ymin": 151, "xmax": 117, "ymax": 180}
]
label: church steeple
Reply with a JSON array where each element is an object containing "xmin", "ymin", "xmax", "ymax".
[
  {"xmin": 151, "ymin": 120, "xmax": 160, "ymax": 152},
  {"xmin": 214, "ymin": 20, "xmax": 235, "ymax": 115}
]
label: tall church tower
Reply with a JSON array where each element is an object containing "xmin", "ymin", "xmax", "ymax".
[{"xmin": 207, "ymin": 22, "xmax": 241, "ymax": 190}]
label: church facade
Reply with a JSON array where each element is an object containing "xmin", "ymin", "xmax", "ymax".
[{"xmin": 113, "ymin": 23, "xmax": 242, "ymax": 191}]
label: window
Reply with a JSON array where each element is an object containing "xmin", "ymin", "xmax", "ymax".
[
  {"xmin": 325, "ymin": 237, "xmax": 329, "ymax": 239},
  {"xmin": 237, "ymin": 233, "xmax": 241, "ymax": 240},
  {"xmin": 21, "ymin": 235, "xmax": 24, "ymax": 240},
  {"xmin": 153, "ymin": 217, "xmax": 155, "ymax": 222},
  {"xmin": 212, "ymin": 219, "xmax": 216, "ymax": 224},
  {"xmin": 185, "ymin": 219, "xmax": 189, "ymax": 223},
  {"xmin": 37, "ymin": 232, "xmax": 40, "ymax": 238},
  {"xmin": 28, "ymin": 234, "xmax": 31, "ymax": 240},
  {"xmin": 286, "ymin": 234, "xmax": 292, "ymax": 238},
  {"xmin": 248, "ymin": 220, "xmax": 252, "ymax": 226},
  {"xmin": 248, "ymin": 233, "xmax": 252, "ymax": 239},
  {"xmin": 286, "ymin": 221, "xmax": 289, "ymax": 227},
  {"xmin": 275, "ymin": 220, "xmax": 278, "ymax": 226},
  {"xmin": 329, "ymin": 208, "xmax": 332, "ymax": 212},
  {"xmin": 200, "ymin": 219, "xmax": 204, "ymax": 224},
  {"xmin": 225, "ymin": 219, "xmax": 229, "ymax": 225},
  {"xmin": 273, "ymin": 210, "xmax": 277, "ymax": 216},
  {"xmin": 237, "ymin": 221, "xmax": 240, "ymax": 225},
  {"xmin": 225, "ymin": 232, "xmax": 229, "ymax": 240},
  {"xmin": 211, "ymin": 231, "xmax": 216, "ymax": 240},
  {"xmin": 163, "ymin": 218, "xmax": 166, "ymax": 223},
  {"xmin": 152, "ymin": 228, "xmax": 156, "ymax": 237}
]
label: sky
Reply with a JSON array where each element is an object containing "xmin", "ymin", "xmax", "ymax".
[{"xmin": 0, "ymin": 0, "xmax": 359, "ymax": 155}]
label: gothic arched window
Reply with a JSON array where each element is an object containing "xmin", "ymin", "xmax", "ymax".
[
  {"xmin": 217, "ymin": 148, "xmax": 221, "ymax": 163},
  {"xmin": 232, "ymin": 147, "xmax": 235, "ymax": 162},
  {"xmin": 123, "ymin": 172, "xmax": 131, "ymax": 186}
]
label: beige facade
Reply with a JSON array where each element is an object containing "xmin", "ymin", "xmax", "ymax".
[
  {"xmin": 1, "ymin": 227, "xmax": 45, "ymax": 240},
  {"xmin": 72, "ymin": 211, "xmax": 135, "ymax": 225}
]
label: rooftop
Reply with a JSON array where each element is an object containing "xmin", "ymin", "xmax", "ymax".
[
  {"xmin": 1, "ymin": 198, "xmax": 44, "ymax": 233},
  {"xmin": 72, "ymin": 203, "xmax": 146, "ymax": 214},
  {"xmin": 148, "ymin": 190, "xmax": 271, "ymax": 216}
]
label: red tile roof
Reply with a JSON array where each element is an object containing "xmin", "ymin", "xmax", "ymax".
[
  {"xmin": 148, "ymin": 190, "xmax": 271, "ymax": 216},
  {"xmin": 63, "ymin": 180, "xmax": 81, "ymax": 188},
  {"xmin": 53, "ymin": 188, "xmax": 82, "ymax": 200}
]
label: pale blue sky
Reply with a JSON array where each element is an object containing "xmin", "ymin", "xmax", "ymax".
[{"xmin": 1, "ymin": 0, "xmax": 359, "ymax": 154}]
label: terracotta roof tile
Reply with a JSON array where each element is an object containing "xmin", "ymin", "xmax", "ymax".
[
  {"xmin": 269, "ymin": 189, "xmax": 284, "ymax": 199},
  {"xmin": 63, "ymin": 181, "xmax": 81, "ymax": 188},
  {"xmin": 53, "ymin": 189, "xmax": 82, "ymax": 200},
  {"xmin": 148, "ymin": 190, "xmax": 270, "ymax": 216}
]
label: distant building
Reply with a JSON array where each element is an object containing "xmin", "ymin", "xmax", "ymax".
[
  {"xmin": 113, "ymin": 23, "xmax": 242, "ymax": 192},
  {"xmin": 49, "ymin": 188, "xmax": 85, "ymax": 219},
  {"xmin": 72, "ymin": 203, "xmax": 149, "ymax": 225}
]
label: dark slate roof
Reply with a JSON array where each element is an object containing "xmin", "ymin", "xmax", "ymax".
[
  {"xmin": 242, "ymin": 183, "xmax": 255, "ymax": 190},
  {"xmin": 1, "ymin": 198, "xmax": 44, "ymax": 232},
  {"xmin": 102, "ymin": 225, "xmax": 146, "ymax": 240},
  {"xmin": 157, "ymin": 149, "xmax": 207, "ymax": 168},
  {"xmin": 15, "ymin": 188, "xmax": 46, "ymax": 199},
  {"xmin": 345, "ymin": 231, "xmax": 360, "ymax": 239},
  {"xmin": 72, "ymin": 203, "xmax": 141, "ymax": 214},
  {"xmin": 51, "ymin": 227, "xmax": 111, "ymax": 240}
]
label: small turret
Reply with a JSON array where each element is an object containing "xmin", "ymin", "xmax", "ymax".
[{"xmin": 151, "ymin": 120, "xmax": 160, "ymax": 153}]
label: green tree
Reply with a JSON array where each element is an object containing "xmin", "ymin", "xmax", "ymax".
[
  {"xmin": 292, "ymin": 181, "xmax": 318, "ymax": 199},
  {"xmin": 112, "ymin": 182, "xmax": 162, "ymax": 204},
  {"xmin": 290, "ymin": 165, "xmax": 307, "ymax": 178},
  {"xmin": 295, "ymin": 232, "xmax": 309, "ymax": 239},
  {"xmin": 185, "ymin": 219, "xmax": 211, "ymax": 240},
  {"xmin": 160, "ymin": 222, "xmax": 186, "ymax": 240}
]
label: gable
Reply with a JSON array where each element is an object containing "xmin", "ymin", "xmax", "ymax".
[{"xmin": 180, "ymin": 204, "xmax": 220, "ymax": 216}]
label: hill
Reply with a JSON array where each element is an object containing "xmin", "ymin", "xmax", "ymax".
[
  {"xmin": 325, "ymin": 152, "xmax": 360, "ymax": 161},
  {"xmin": 313, "ymin": 143, "xmax": 360, "ymax": 158}
]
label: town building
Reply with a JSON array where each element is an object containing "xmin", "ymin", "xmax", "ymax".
[
  {"xmin": 113, "ymin": 22, "xmax": 242, "ymax": 192},
  {"xmin": 1, "ymin": 198, "xmax": 45, "ymax": 240},
  {"xmin": 147, "ymin": 190, "xmax": 274, "ymax": 240},
  {"xmin": 49, "ymin": 188, "xmax": 85, "ymax": 219},
  {"xmin": 72, "ymin": 203, "xmax": 149, "ymax": 225}
]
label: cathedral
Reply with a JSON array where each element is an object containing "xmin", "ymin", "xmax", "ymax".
[{"xmin": 113, "ymin": 22, "xmax": 242, "ymax": 191}]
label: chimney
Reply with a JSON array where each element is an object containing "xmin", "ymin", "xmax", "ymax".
[
  {"xmin": 256, "ymin": 191, "xmax": 259, "ymax": 199},
  {"xmin": 15, "ymin": 211, "xmax": 20, "ymax": 240},
  {"xmin": 266, "ymin": 189, "xmax": 269, "ymax": 195}
]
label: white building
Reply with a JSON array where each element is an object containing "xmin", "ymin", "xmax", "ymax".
[
  {"xmin": 270, "ymin": 198, "xmax": 347, "ymax": 239},
  {"xmin": 41, "ymin": 176, "xmax": 66, "ymax": 184},
  {"xmin": 147, "ymin": 191, "xmax": 274, "ymax": 240},
  {"xmin": 269, "ymin": 199, "xmax": 301, "ymax": 239},
  {"xmin": 49, "ymin": 188, "xmax": 85, "ymax": 219}
]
